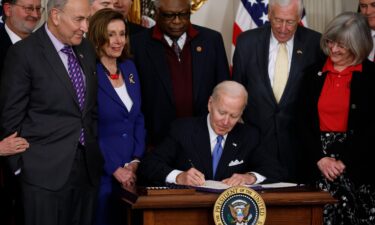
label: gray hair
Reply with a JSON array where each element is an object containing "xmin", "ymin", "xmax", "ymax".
[
  {"xmin": 269, "ymin": 0, "xmax": 304, "ymax": 19},
  {"xmin": 47, "ymin": 0, "xmax": 93, "ymax": 14},
  {"xmin": 153, "ymin": 0, "xmax": 191, "ymax": 10},
  {"xmin": 211, "ymin": 81, "xmax": 248, "ymax": 109},
  {"xmin": 320, "ymin": 12, "xmax": 373, "ymax": 65}
]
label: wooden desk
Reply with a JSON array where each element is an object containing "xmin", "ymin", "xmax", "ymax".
[{"xmin": 127, "ymin": 188, "xmax": 336, "ymax": 225}]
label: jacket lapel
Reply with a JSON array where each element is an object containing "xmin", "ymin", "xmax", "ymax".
[
  {"xmin": 190, "ymin": 35, "xmax": 205, "ymax": 104},
  {"xmin": 257, "ymin": 27, "xmax": 276, "ymax": 105},
  {"xmin": 97, "ymin": 64, "xmax": 128, "ymax": 111},
  {"xmin": 191, "ymin": 118, "xmax": 213, "ymax": 178},
  {"xmin": 279, "ymin": 26, "xmax": 304, "ymax": 105},
  {"xmin": 146, "ymin": 39, "xmax": 175, "ymax": 105},
  {"xmin": 215, "ymin": 125, "xmax": 242, "ymax": 179},
  {"xmin": 39, "ymin": 28, "xmax": 81, "ymax": 111}
]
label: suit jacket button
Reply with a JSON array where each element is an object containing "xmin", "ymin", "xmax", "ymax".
[
  {"xmin": 122, "ymin": 133, "xmax": 128, "ymax": 138},
  {"xmin": 351, "ymin": 104, "xmax": 356, "ymax": 109}
]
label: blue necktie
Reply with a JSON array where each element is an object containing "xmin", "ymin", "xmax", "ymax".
[
  {"xmin": 61, "ymin": 46, "xmax": 86, "ymax": 145},
  {"xmin": 212, "ymin": 135, "xmax": 223, "ymax": 178}
]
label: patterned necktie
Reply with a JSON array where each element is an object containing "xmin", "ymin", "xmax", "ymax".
[
  {"xmin": 172, "ymin": 38, "xmax": 181, "ymax": 61},
  {"xmin": 212, "ymin": 135, "xmax": 224, "ymax": 178},
  {"xmin": 61, "ymin": 46, "xmax": 86, "ymax": 145},
  {"xmin": 273, "ymin": 43, "xmax": 289, "ymax": 103}
]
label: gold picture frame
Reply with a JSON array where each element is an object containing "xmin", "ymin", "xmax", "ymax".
[{"xmin": 191, "ymin": 0, "xmax": 208, "ymax": 12}]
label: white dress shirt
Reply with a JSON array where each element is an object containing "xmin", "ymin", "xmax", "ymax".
[{"xmin": 268, "ymin": 33, "xmax": 294, "ymax": 87}]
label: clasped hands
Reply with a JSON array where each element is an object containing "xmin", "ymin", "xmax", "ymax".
[
  {"xmin": 317, "ymin": 157, "xmax": 346, "ymax": 181},
  {"xmin": 113, "ymin": 162, "xmax": 138, "ymax": 189},
  {"xmin": 176, "ymin": 167, "xmax": 257, "ymax": 186}
]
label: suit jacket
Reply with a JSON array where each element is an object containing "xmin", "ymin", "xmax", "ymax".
[
  {"xmin": 0, "ymin": 26, "xmax": 12, "ymax": 77},
  {"xmin": 130, "ymin": 25, "xmax": 230, "ymax": 145},
  {"xmin": 138, "ymin": 116, "xmax": 283, "ymax": 186},
  {"xmin": 97, "ymin": 59, "xmax": 145, "ymax": 178},
  {"xmin": 0, "ymin": 25, "xmax": 104, "ymax": 190},
  {"xmin": 232, "ymin": 24, "xmax": 323, "ymax": 181},
  {"xmin": 297, "ymin": 59, "xmax": 375, "ymax": 186}
]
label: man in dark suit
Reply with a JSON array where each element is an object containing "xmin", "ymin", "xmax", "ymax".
[
  {"xmin": 0, "ymin": 0, "xmax": 104, "ymax": 224},
  {"xmin": 232, "ymin": 0, "xmax": 323, "ymax": 182},
  {"xmin": 358, "ymin": 0, "xmax": 375, "ymax": 60},
  {"xmin": 131, "ymin": 0, "xmax": 229, "ymax": 146},
  {"xmin": 0, "ymin": 0, "xmax": 42, "ymax": 75},
  {"xmin": 0, "ymin": 1, "xmax": 41, "ymax": 224},
  {"xmin": 138, "ymin": 81, "xmax": 283, "ymax": 186}
]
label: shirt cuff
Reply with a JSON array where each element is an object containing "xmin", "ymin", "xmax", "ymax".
[
  {"xmin": 165, "ymin": 169, "xmax": 183, "ymax": 184},
  {"xmin": 249, "ymin": 171, "xmax": 266, "ymax": 184}
]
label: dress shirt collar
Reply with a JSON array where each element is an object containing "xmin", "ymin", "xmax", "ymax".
[
  {"xmin": 269, "ymin": 31, "xmax": 294, "ymax": 53},
  {"xmin": 164, "ymin": 33, "xmax": 187, "ymax": 50},
  {"xmin": 45, "ymin": 24, "xmax": 66, "ymax": 52},
  {"xmin": 4, "ymin": 24, "xmax": 22, "ymax": 44}
]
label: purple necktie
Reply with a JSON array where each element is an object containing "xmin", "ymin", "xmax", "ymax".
[
  {"xmin": 61, "ymin": 46, "xmax": 86, "ymax": 145},
  {"xmin": 172, "ymin": 39, "xmax": 181, "ymax": 62}
]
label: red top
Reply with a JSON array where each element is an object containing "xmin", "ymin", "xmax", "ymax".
[{"xmin": 318, "ymin": 58, "xmax": 362, "ymax": 132}]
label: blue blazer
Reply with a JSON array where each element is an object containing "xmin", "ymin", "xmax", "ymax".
[{"xmin": 97, "ymin": 59, "xmax": 145, "ymax": 177}]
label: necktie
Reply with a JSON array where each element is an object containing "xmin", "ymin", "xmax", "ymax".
[
  {"xmin": 273, "ymin": 43, "xmax": 289, "ymax": 103},
  {"xmin": 61, "ymin": 46, "xmax": 86, "ymax": 145},
  {"xmin": 212, "ymin": 135, "xmax": 224, "ymax": 178},
  {"xmin": 172, "ymin": 38, "xmax": 181, "ymax": 61}
]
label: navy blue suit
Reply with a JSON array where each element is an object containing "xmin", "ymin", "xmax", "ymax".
[{"xmin": 96, "ymin": 59, "xmax": 145, "ymax": 225}]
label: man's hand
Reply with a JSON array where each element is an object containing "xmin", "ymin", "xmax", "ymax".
[
  {"xmin": 176, "ymin": 168, "xmax": 205, "ymax": 186},
  {"xmin": 113, "ymin": 167, "xmax": 137, "ymax": 188},
  {"xmin": 222, "ymin": 173, "xmax": 257, "ymax": 186},
  {"xmin": 317, "ymin": 157, "xmax": 345, "ymax": 181},
  {"xmin": 0, "ymin": 132, "xmax": 29, "ymax": 156}
]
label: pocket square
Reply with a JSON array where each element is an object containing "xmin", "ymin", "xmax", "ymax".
[{"xmin": 228, "ymin": 159, "xmax": 244, "ymax": 167}]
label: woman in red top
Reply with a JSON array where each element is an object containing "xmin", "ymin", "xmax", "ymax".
[{"xmin": 298, "ymin": 12, "xmax": 375, "ymax": 225}]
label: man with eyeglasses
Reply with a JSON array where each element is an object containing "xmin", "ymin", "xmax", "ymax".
[
  {"xmin": 0, "ymin": 0, "xmax": 104, "ymax": 224},
  {"xmin": 233, "ymin": 0, "xmax": 324, "ymax": 183},
  {"xmin": 130, "ymin": 0, "xmax": 229, "ymax": 147},
  {"xmin": 359, "ymin": 0, "xmax": 375, "ymax": 61},
  {"xmin": 0, "ymin": 0, "xmax": 42, "ymax": 73}
]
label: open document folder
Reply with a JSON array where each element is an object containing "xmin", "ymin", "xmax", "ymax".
[{"xmin": 193, "ymin": 180, "xmax": 299, "ymax": 193}]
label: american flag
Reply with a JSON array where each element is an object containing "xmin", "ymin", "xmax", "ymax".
[{"xmin": 231, "ymin": 0, "xmax": 307, "ymax": 63}]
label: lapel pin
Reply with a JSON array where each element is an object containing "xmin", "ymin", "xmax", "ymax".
[
  {"xmin": 232, "ymin": 142, "xmax": 237, "ymax": 147},
  {"xmin": 79, "ymin": 54, "xmax": 84, "ymax": 59},
  {"xmin": 129, "ymin": 74, "xmax": 135, "ymax": 84},
  {"xmin": 317, "ymin": 71, "xmax": 322, "ymax": 76},
  {"xmin": 296, "ymin": 50, "xmax": 303, "ymax": 55},
  {"xmin": 196, "ymin": 46, "xmax": 202, "ymax": 52}
]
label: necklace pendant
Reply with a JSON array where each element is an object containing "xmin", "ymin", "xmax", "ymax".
[{"xmin": 110, "ymin": 74, "xmax": 120, "ymax": 80}]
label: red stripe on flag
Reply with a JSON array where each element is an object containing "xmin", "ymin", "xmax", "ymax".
[{"xmin": 232, "ymin": 23, "xmax": 242, "ymax": 46}]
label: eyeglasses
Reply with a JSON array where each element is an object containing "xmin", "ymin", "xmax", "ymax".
[
  {"xmin": 325, "ymin": 39, "xmax": 348, "ymax": 50},
  {"xmin": 159, "ymin": 11, "xmax": 191, "ymax": 21},
  {"xmin": 271, "ymin": 18, "xmax": 298, "ymax": 27},
  {"xmin": 13, "ymin": 4, "xmax": 45, "ymax": 15}
]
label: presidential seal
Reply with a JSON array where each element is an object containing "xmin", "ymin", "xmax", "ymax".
[{"xmin": 213, "ymin": 186, "xmax": 266, "ymax": 225}]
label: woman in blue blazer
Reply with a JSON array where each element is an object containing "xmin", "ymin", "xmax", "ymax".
[{"xmin": 88, "ymin": 9, "xmax": 145, "ymax": 225}]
